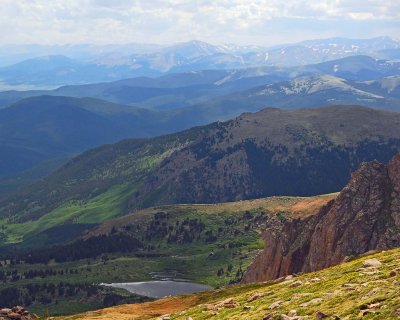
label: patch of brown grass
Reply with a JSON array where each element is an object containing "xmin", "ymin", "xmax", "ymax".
[
  {"xmin": 290, "ymin": 194, "xmax": 337, "ymax": 218},
  {"xmin": 61, "ymin": 283, "xmax": 265, "ymax": 320},
  {"xmin": 86, "ymin": 193, "xmax": 338, "ymax": 238},
  {"xmin": 63, "ymin": 295, "xmax": 199, "ymax": 320}
]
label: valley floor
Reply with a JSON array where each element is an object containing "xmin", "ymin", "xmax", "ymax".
[{"xmin": 0, "ymin": 194, "xmax": 336, "ymax": 316}]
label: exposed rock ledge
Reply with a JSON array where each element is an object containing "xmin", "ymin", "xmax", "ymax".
[
  {"xmin": 0, "ymin": 306, "xmax": 38, "ymax": 320},
  {"xmin": 242, "ymin": 154, "xmax": 400, "ymax": 283}
]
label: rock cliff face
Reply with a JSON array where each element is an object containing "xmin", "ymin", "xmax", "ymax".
[{"xmin": 242, "ymin": 154, "xmax": 400, "ymax": 283}]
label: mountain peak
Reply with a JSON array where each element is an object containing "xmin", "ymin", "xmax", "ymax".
[
  {"xmin": 256, "ymin": 74, "xmax": 384, "ymax": 99},
  {"xmin": 162, "ymin": 40, "xmax": 221, "ymax": 57}
]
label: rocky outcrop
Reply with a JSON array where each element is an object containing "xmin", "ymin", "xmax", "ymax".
[
  {"xmin": 242, "ymin": 154, "xmax": 400, "ymax": 283},
  {"xmin": 0, "ymin": 306, "xmax": 38, "ymax": 320}
]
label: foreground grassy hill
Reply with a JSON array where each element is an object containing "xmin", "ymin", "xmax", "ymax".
[{"xmin": 61, "ymin": 248, "xmax": 400, "ymax": 320}]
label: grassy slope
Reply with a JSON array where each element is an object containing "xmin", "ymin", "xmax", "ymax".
[
  {"xmin": 2, "ymin": 183, "xmax": 134, "ymax": 245},
  {"xmin": 62, "ymin": 248, "xmax": 400, "ymax": 320},
  {"xmin": 0, "ymin": 145, "xmax": 176, "ymax": 246},
  {"xmin": 0, "ymin": 119, "xmax": 206, "ymax": 246}
]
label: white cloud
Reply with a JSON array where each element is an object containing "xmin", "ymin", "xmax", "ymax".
[{"xmin": 0, "ymin": 0, "xmax": 398, "ymax": 45}]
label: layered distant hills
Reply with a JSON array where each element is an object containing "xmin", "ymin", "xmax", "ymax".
[
  {"xmin": 1, "ymin": 55, "xmax": 399, "ymax": 109},
  {"xmin": 0, "ymin": 54, "xmax": 399, "ymax": 190},
  {"xmin": 0, "ymin": 36, "xmax": 399, "ymax": 87}
]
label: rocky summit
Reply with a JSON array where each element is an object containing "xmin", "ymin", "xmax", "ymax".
[{"xmin": 242, "ymin": 153, "xmax": 400, "ymax": 283}]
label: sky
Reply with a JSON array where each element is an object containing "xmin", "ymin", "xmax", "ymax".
[{"xmin": 1, "ymin": 0, "xmax": 399, "ymax": 46}]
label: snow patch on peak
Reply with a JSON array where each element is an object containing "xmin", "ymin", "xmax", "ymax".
[
  {"xmin": 361, "ymin": 76, "xmax": 400, "ymax": 93},
  {"xmin": 276, "ymin": 75, "xmax": 348, "ymax": 94},
  {"xmin": 213, "ymin": 70, "xmax": 239, "ymax": 86},
  {"xmin": 380, "ymin": 76, "xmax": 400, "ymax": 93},
  {"xmin": 333, "ymin": 64, "xmax": 339, "ymax": 72}
]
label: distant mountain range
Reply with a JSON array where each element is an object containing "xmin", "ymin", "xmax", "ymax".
[
  {"xmin": 233, "ymin": 74, "xmax": 400, "ymax": 110},
  {"xmin": 0, "ymin": 36, "xmax": 399, "ymax": 87},
  {"xmin": 1, "ymin": 55, "xmax": 399, "ymax": 110},
  {"xmin": 0, "ymin": 43, "xmax": 163, "ymax": 67}
]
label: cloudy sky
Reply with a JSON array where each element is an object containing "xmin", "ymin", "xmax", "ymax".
[{"xmin": 1, "ymin": 0, "xmax": 399, "ymax": 46}]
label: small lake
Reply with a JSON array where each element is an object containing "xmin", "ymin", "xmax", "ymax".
[{"xmin": 102, "ymin": 280, "xmax": 213, "ymax": 298}]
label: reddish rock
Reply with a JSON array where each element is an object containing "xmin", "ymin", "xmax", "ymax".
[
  {"xmin": 0, "ymin": 307, "xmax": 37, "ymax": 320},
  {"xmin": 7, "ymin": 313, "xmax": 21, "ymax": 320},
  {"xmin": 242, "ymin": 154, "xmax": 400, "ymax": 283},
  {"xmin": 389, "ymin": 270, "xmax": 397, "ymax": 277},
  {"xmin": 316, "ymin": 311, "xmax": 329, "ymax": 320},
  {"xmin": 0, "ymin": 310, "xmax": 11, "ymax": 315},
  {"xmin": 289, "ymin": 280, "xmax": 303, "ymax": 288}
]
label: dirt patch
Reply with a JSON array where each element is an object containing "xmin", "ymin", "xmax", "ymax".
[
  {"xmin": 290, "ymin": 194, "xmax": 337, "ymax": 218},
  {"xmin": 65, "ymin": 295, "xmax": 199, "ymax": 320}
]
